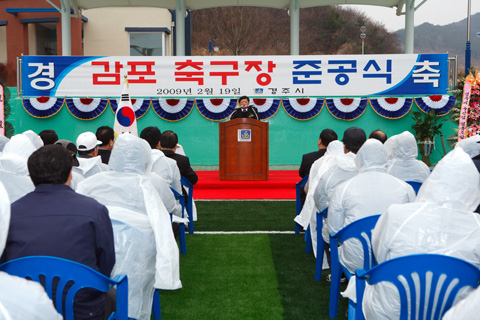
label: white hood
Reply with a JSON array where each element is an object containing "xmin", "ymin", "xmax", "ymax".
[
  {"xmin": 384, "ymin": 134, "xmax": 398, "ymax": 160},
  {"xmin": 416, "ymin": 148, "xmax": 480, "ymax": 211},
  {"xmin": 0, "ymin": 134, "xmax": 37, "ymax": 175},
  {"xmin": 391, "ymin": 131, "xmax": 418, "ymax": 160},
  {"xmin": 455, "ymin": 134, "xmax": 480, "ymax": 158},
  {"xmin": 335, "ymin": 152, "xmax": 357, "ymax": 172},
  {"xmin": 355, "ymin": 139, "xmax": 388, "ymax": 173},
  {"xmin": 109, "ymin": 133, "xmax": 151, "ymax": 174},
  {"xmin": 22, "ymin": 130, "xmax": 44, "ymax": 150}
]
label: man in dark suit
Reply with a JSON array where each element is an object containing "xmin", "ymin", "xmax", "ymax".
[
  {"xmin": 160, "ymin": 130, "xmax": 198, "ymax": 185},
  {"xmin": 230, "ymin": 96, "xmax": 260, "ymax": 120},
  {"xmin": 298, "ymin": 128, "xmax": 338, "ymax": 204}
]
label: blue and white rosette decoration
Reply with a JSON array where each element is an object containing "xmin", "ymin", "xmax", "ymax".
[
  {"xmin": 110, "ymin": 98, "xmax": 151, "ymax": 119},
  {"xmin": 370, "ymin": 97, "xmax": 413, "ymax": 119},
  {"xmin": 415, "ymin": 95, "xmax": 456, "ymax": 116},
  {"xmin": 251, "ymin": 98, "xmax": 281, "ymax": 120},
  {"xmin": 282, "ymin": 98, "xmax": 324, "ymax": 120},
  {"xmin": 196, "ymin": 98, "xmax": 237, "ymax": 121},
  {"xmin": 325, "ymin": 98, "xmax": 368, "ymax": 121},
  {"xmin": 22, "ymin": 97, "xmax": 64, "ymax": 118},
  {"xmin": 152, "ymin": 98, "xmax": 194, "ymax": 121},
  {"xmin": 65, "ymin": 98, "xmax": 108, "ymax": 120}
]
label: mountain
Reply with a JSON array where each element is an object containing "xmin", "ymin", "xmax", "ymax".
[{"xmin": 395, "ymin": 12, "xmax": 480, "ymax": 73}]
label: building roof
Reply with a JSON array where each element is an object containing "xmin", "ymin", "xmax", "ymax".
[{"xmin": 74, "ymin": 0, "xmax": 405, "ymax": 12}]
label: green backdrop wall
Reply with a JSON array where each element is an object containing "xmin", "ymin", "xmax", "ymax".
[{"xmin": 7, "ymin": 87, "xmax": 456, "ymax": 168}]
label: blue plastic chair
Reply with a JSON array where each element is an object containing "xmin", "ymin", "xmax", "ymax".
[
  {"xmin": 152, "ymin": 289, "xmax": 161, "ymax": 320},
  {"xmin": 355, "ymin": 254, "xmax": 480, "ymax": 320},
  {"xmin": 0, "ymin": 256, "xmax": 128, "ymax": 320},
  {"xmin": 405, "ymin": 181, "xmax": 422, "ymax": 195},
  {"xmin": 170, "ymin": 187, "xmax": 187, "ymax": 255},
  {"xmin": 314, "ymin": 207, "xmax": 329, "ymax": 281},
  {"xmin": 329, "ymin": 214, "xmax": 380, "ymax": 319},
  {"xmin": 181, "ymin": 176, "xmax": 194, "ymax": 234},
  {"xmin": 295, "ymin": 175, "xmax": 309, "ymax": 234}
]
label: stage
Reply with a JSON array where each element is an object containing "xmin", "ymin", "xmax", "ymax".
[{"xmin": 193, "ymin": 170, "xmax": 298, "ymax": 200}]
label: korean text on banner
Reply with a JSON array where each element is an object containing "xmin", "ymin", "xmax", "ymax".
[{"xmin": 21, "ymin": 54, "xmax": 449, "ymax": 98}]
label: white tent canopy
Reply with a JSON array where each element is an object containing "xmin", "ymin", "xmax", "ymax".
[{"xmin": 52, "ymin": 0, "xmax": 422, "ymax": 55}]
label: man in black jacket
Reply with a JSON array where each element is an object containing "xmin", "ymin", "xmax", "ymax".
[
  {"xmin": 230, "ymin": 96, "xmax": 260, "ymax": 120},
  {"xmin": 160, "ymin": 130, "xmax": 198, "ymax": 185}
]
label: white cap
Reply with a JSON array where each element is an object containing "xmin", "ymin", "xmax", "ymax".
[{"xmin": 76, "ymin": 132, "xmax": 101, "ymax": 152}]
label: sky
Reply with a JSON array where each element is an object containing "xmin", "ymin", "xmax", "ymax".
[{"xmin": 344, "ymin": 0, "xmax": 480, "ymax": 33}]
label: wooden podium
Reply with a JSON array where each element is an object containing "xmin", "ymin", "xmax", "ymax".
[{"xmin": 219, "ymin": 118, "xmax": 269, "ymax": 181}]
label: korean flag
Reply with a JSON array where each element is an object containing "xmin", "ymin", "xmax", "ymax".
[{"xmin": 113, "ymin": 76, "xmax": 138, "ymax": 137}]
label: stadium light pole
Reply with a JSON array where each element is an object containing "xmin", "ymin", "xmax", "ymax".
[
  {"xmin": 465, "ymin": 0, "xmax": 472, "ymax": 75},
  {"xmin": 360, "ymin": 26, "xmax": 367, "ymax": 55}
]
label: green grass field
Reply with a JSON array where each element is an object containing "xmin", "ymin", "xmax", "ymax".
[{"xmin": 158, "ymin": 201, "xmax": 348, "ymax": 319}]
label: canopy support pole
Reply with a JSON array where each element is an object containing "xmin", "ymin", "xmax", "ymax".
[{"xmin": 290, "ymin": 0, "xmax": 300, "ymax": 55}]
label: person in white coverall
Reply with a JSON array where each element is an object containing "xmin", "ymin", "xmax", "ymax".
[
  {"xmin": 327, "ymin": 139, "xmax": 416, "ymax": 274},
  {"xmin": 0, "ymin": 134, "xmax": 37, "ymax": 203},
  {"xmin": 386, "ymin": 131, "xmax": 431, "ymax": 183},
  {"xmin": 77, "ymin": 133, "xmax": 181, "ymax": 320},
  {"xmin": 361, "ymin": 148, "xmax": 480, "ymax": 320},
  {"xmin": 313, "ymin": 127, "xmax": 367, "ymax": 258},
  {"xmin": 294, "ymin": 140, "xmax": 344, "ymax": 259},
  {"xmin": 0, "ymin": 181, "xmax": 62, "ymax": 320}
]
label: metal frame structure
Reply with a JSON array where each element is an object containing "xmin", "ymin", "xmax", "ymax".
[{"xmin": 44, "ymin": 0, "xmax": 424, "ymax": 56}]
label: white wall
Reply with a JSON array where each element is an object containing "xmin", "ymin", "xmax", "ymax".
[{"xmin": 83, "ymin": 7, "xmax": 173, "ymax": 56}]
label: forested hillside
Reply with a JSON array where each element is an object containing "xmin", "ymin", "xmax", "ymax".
[{"xmin": 191, "ymin": 6, "xmax": 402, "ymax": 56}]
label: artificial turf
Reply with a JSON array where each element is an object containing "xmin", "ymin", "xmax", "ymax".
[
  {"xmin": 159, "ymin": 201, "xmax": 348, "ymax": 319},
  {"xmin": 194, "ymin": 200, "xmax": 296, "ymax": 232}
]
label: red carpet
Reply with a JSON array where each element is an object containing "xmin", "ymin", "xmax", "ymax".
[{"xmin": 193, "ymin": 170, "xmax": 298, "ymax": 200}]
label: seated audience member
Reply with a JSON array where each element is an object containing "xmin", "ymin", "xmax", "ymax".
[
  {"xmin": 311, "ymin": 127, "xmax": 366, "ymax": 257},
  {"xmin": 295, "ymin": 140, "xmax": 343, "ymax": 231},
  {"xmin": 326, "ymin": 139, "xmax": 415, "ymax": 273},
  {"xmin": 140, "ymin": 126, "xmax": 182, "ymax": 193},
  {"xmin": 96, "ymin": 126, "xmax": 115, "ymax": 165},
  {"xmin": 39, "ymin": 129, "xmax": 58, "ymax": 145},
  {"xmin": 229, "ymin": 95, "xmax": 260, "ymax": 120},
  {"xmin": 298, "ymin": 129, "xmax": 338, "ymax": 204},
  {"xmin": 55, "ymin": 139, "xmax": 84, "ymax": 190},
  {"xmin": 386, "ymin": 131, "xmax": 430, "ymax": 183},
  {"xmin": 160, "ymin": 130, "xmax": 198, "ymax": 185},
  {"xmin": 161, "ymin": 130, "xmax": 199, "ymax": 222},
  {"xmin": 77, "ymin": 133, "xmax": 181, "ymax": 318},
  {"xmin": 455, "ymin": 134, "xmax": 480, "ymax": 172},
  {"xmin": 368, "ymin": 129, "xmax": 387, "ymax": 144},
  {"xmin": 74, "ymin": 131, "xmax": 108, "ymax": 179},
  {"xmin": 361, "ymin": 148, "xmax": 480, "ymax": 320},
  {"xmin": 0, "ymin": 135, "xmax": 9, "ymax": 153},
  {"xmin": 0, "ymin": 134, "xmax": 37, "ymax": 202},
  {"xmin": 2, "ymin": 145, "xmax": 115, "ymax": 320},
  {"xmin": 0, "ymin": 181, "xmax": 62, "ymax": 320}
]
